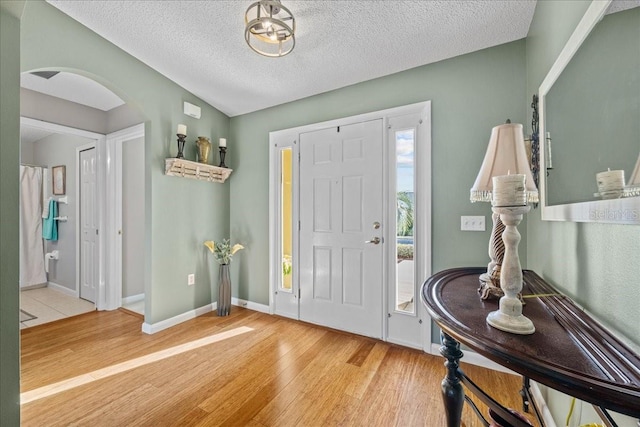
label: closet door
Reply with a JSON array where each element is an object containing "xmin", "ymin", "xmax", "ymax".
[{"xmin": 79, "ymin": 147, "xmax": 97, "ymax": 303}]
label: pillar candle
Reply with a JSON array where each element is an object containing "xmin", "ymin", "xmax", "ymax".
[
  {"xmin": 219, "ymin": 138, "xmax": 227, "ymax": 148},
  {"xmin": 177, "ymin": 124, "xmax": 187, "ymax": 135},
  {"xmin": 596, "ymin": 168, "xmax": 625, "ymax": 193},
  {"xmin": 492, "ymin": 174, "xmax": 527, "ymax": 207}
]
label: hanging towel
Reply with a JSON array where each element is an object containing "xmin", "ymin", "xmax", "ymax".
[{"xmin": 42, "ymin": 199, "xmax": 58, "ymax": 241}]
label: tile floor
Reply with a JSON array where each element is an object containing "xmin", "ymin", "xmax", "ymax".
[{"xmin": 20, "ymin": 287, "xmax": 95, "ymax": 329}]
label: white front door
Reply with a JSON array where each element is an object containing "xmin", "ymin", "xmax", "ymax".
[
  {"xmin": 80, "ymin": 147, "xmax": 97, "ymax": 303},
  {"xmin": 299, "ymin": 120, "xmax": 384, "ymax": 338}
]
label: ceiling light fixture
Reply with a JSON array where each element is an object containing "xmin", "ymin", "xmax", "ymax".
[{"xmin": 245, "ymin": 0, "xmax": 295, "ymax": 58}]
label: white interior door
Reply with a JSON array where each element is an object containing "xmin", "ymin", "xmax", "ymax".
[
  {"xmin": 299, "ymin": 120, "xmax": 384, "ymax": 338},
  {"xmin": 80, "ymin": 147, "xmax": 97, "ymax": 303}
]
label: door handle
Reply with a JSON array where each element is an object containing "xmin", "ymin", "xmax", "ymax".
[{"xmin": 365, "ymin": 237, "xmax": 381, "ymax": 245}]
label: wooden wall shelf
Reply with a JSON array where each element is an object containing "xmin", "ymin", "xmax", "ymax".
[{"xmin": 165, "ymin": 158, "xmax": 232, "ymax": 183}]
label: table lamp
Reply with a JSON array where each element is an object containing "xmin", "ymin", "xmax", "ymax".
[{"xmin": 470, "ymin": 122, "xmax": 538, "ymax": 300}]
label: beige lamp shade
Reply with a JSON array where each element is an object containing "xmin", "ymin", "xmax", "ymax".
[{"xmin": 470, "ymin": 123, "xmax": 539, "ymax": 203}]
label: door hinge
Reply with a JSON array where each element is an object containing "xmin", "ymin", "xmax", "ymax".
[
  {"xmin": 298, "ymin": 288, "xmax": 301, "ymax": 299},
  {"xmin": 95, "ymin": 229, "xmax": 99, "ymax": 235},
  {"xmin": 337, "ymin": 126, "xmax": 340, "ymax": 133},
  {"xmin": 298, "ymin": 220, "xmax": 301, "ymax": 230}
]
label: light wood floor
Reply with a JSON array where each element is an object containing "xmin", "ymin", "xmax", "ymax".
[{"xmin": 20, "ymin": 308, "xmax": 538, "ymax": 426}]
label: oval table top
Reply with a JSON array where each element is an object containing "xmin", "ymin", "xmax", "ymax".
[{"xmin": 421, "ymin": 267, "xmax": 640, "ymax": 419}]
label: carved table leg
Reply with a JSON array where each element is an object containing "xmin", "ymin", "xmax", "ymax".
[{"xmin": 440, "ymin": 331, "xmax": 465, "ymax": 427}]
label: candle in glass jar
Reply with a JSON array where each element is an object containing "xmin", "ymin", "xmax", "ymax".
[
  {"xmin": 177, "ymin": 124, "xmax": 187, "ymax": 136},
  {"xmin": 219, "ymin": 138, "xmax": 227, "ymax": 148},
  {"xmin": 492, "ymin": 174, "xmax": 527, "ymax": 207}
]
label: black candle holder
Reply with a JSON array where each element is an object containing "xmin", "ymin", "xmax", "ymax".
[
  {"xmin": 176, "ymin": 133, "xmax": 186, "ymax": 159},
  {"xmin": 219, "ymin": 147, "xmax": 227, "ymax": 168}
]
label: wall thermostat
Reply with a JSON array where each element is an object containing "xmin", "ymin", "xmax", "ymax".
[{"xmin": 183, "ymin": 101, "xmax": 201, "ymax": 119}]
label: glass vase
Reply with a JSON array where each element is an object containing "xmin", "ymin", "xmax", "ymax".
[{"xmin": 217, "ymin": 263, "xmax": 231, "ymax": 316}]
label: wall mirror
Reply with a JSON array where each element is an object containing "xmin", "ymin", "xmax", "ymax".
[{"xmin": 539, "ymin": 0, "xmax": 640, "ymax": 224}]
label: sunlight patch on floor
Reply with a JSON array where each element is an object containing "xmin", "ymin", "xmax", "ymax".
[{"xmin": 20, "ymin": 326, "xmax": 254, "ymax": 404}]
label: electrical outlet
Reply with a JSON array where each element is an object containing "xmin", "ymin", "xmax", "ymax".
[
  {"xmin": 188, "ymin": 273, "xmax": 195, "ymax": 286},
  {"xmin": 461, "ymin": 215, "xmax": 486, "ymax": 231}
]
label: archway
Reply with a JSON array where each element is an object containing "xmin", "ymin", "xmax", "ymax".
[{"xmin": 19, "ymin": 69, "xmax": 147, "ymax": 322}]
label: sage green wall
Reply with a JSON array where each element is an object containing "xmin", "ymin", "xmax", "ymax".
[
  {"xmin": 18, "ymin": 0, "xmax": 231, "ymax": 324},
  {"xmin": 229, "ymin": 40, "xmax": 527, "ymax": 305},
  {"xmin": 0, "ymin": 4, "xmax": 24, "ymax": 425},
  {"xmin": 526, "ymin": 2, "xmax": 639, "ymax": 425}
]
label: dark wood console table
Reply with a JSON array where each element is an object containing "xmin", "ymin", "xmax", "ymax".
[{"xmin": 421, "ymin": 267, "xmax": 640, "ymax": 427}]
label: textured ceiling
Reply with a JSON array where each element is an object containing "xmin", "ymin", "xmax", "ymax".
[{"xmin": 47, "ymin": 0, "xmax": 539, "ymax": 117}]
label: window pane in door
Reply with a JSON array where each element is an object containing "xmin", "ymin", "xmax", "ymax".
[
  {"xmin": 281, "ymin": 148, "xmax": 293, "ymax": 291},
  {"xmin": 396, "ymin": 129, "xmax": 415, "ymax": 313}
]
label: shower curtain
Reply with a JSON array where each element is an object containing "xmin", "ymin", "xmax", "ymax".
[{"xmin": 20, "ymin": 165, "xmax": 47, "ymax": 287}]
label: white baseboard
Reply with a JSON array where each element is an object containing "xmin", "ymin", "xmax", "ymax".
[
  {"xmin": 231, "ymin": 297, "xmax": 270, "ymax": 313},
  {"xmin": 48, "ymin": 281, "xmax": 79, "ymax": 298},
  {"xmin": 122, "ymin": 293, "xmax": 144, "ymax": 305},
  {"xmin": 430, "ymin": 343, "xmax": 515, "ymax": 374},
  {"xmin": 529, "ymin": 381, "xmax": 557, "ymax": 427},
  {"xmin": 140, "ymin": 297, "xmax": 270, "ymax": 335},
  {"xmin": 141, "ymin": 303, "xmax": 215, "ymax": 334}
]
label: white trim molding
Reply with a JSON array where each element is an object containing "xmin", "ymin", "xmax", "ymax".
[
  {"xmin": 429, "ymin": 343, "xmax": 515, "ymax": 375},
  {"xmin": 47, "ymin": 281, "xmax": 79, "ymax": 298},
  {"xmin": 142, "ymin": 303, "xmax": 215, "ymax": 334},
  {"xmin": 268, "ymin": 101, "xmax": 432, "ymax": 350},
  {"xmin": 140, "ymin": 299, "xmax": 269, "ymax": 334},
  {"xmin": 105, "ymin": 123, "xmax": 145, "ymax": 311},
  {"xmin": 122, "ymin": 293, "xmax": 144, "ymax": 305},
  {"xmin": 231, "ymin": 297, "xmax": 270, "ymax": 314}
]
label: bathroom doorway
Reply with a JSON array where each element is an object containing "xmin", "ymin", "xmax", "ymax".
[
  {"xmin": 19, "ymin": 119, "xmax": 101, "ymax": 327},
  {"xmin": 19, "ymin": 70, "xmax": 146, "ymax": 326}
]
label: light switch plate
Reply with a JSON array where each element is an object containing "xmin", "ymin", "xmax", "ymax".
[
  {"xmin": 461, "ymin": 216, "xmax": 485, "ymax": 231},
  {"xmin": 188, "ymin": 273, "xmax": 195, "ymax": 286}
]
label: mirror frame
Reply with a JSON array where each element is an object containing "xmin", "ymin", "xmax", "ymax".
[{"xmin": 539, "ymin": 0, "xmax": 640, "ymax": 224}]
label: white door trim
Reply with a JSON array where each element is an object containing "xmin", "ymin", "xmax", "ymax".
[
  {"xmin": 268, "ymin": 101, "xmax": 432, "ymax": 350},
  {"xmin": 21, "ymin": 117, "xmax": 105, "ymax": 307},
  {"xmin": 20, "ymin": 117, "xmax": 145, "ymax": 312},
  {"xmin": 385, "ymin": 105, "xmax": 432, "ymax": 351},
  {"xmin": 105, "ymin": 123, "xmax": 145, "ymax": 310}
]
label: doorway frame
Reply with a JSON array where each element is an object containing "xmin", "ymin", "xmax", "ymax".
[
  {"xmin": 268, "ymin": 101, "xmax": 432, "ymax": 348},
  {"xmin": 21, "ymin": 117, "xmax": 103, "ymax": 303},
  {"xmin": 19, "ymin": 117, "xmax": 137, "ymax": 311},
  {"xmin": 105, "ymin": 123, "xmax": 145, "ymax": 310}
]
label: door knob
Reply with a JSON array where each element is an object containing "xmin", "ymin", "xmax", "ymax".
[{"xmin": 365, "ymin": 237, "xmax": 381, "ymax": 245}]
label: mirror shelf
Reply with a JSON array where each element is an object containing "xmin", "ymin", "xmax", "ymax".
[{"xmin": 539, "ymin": 0, "xmax": 640, "ymax": 224}]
